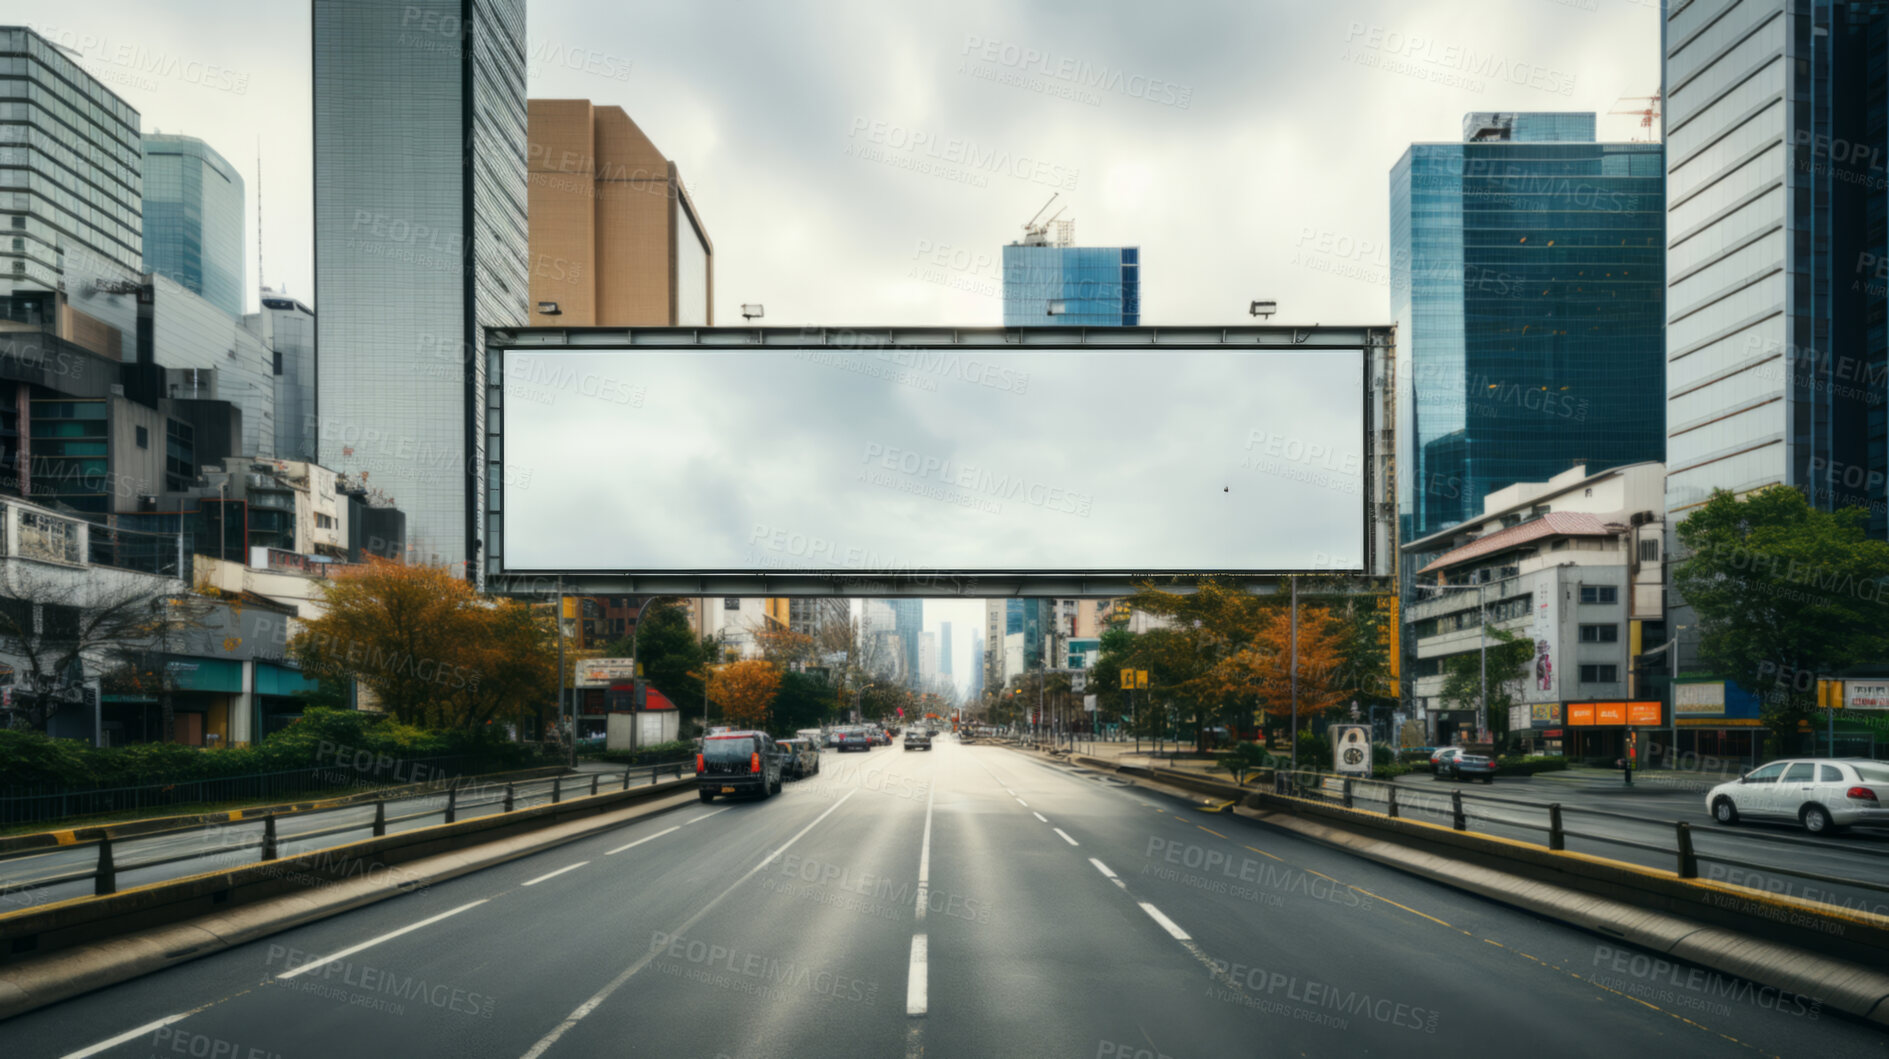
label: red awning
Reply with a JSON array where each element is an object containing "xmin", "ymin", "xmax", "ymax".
[{"xmin": 644, "ymin": 686, "xmax": 677, "ymax": 710}]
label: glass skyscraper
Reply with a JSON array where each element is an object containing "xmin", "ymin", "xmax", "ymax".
[
  {"xmin": 0, "ymin": 28, "xmax": 142, "ymax": 356},
  {"xmin": 313, "ymin": 0, "xmax": 528, "ymax": 571},
  {"xmin": 1662, "ymin": 0, "xmax": 1887, "ymax": 533},
  {"xmin": 890, "ymin": 599, "xmax": 923, "ymax": 690},
  {"xmin": 142, "ymin": 134, "xmax": 245, "ymax": 319},
  {"xmin": 1001, "ymin": 244, "xmax": 1139, "ymax": 326},
  {"xmin": 1391, "ymin": 112, "xmax": 1666, "ymax": 543},
  {"xmin": 251, "ymin": 291, "xmax": 316, "ymax": 462}
]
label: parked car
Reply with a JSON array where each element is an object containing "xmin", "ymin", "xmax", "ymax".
[
  {"xmin": 1444, "ymin": 752, "xmax": 1497, "ymax": 783},
  {"xmin": 1705, "ymin": 758, "xmax": 1889, "ymax": 835},
  {"xmin": 774, "ymin": 736, "xmax": 821, "ymax": 780},
  {"xmin": 905, "ymin": 728, "xmax": 932, "ymax": 751},
  {"xmin": 834, "ymin": 727, "xmax": 874, "ymax": 753},
  {"xmin": 866, "ymin": 726, "xmax": 891, "ymax": 747},
  {"xmin": 696, "ymin": 730, "xmax": 783, "ymax": 802}
]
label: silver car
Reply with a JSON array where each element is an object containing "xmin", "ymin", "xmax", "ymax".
[{"xmin": 1705, "ymin": 758, "xmax": 1889, "ymax": 834}]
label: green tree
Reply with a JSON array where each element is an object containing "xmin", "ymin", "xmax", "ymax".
[
  {"xmin": 1675, "ymin": 486, "xmax": 1889, "ymax": 748},
  {"xmin": 602, "ymin": 600, "xmax": 712, "ymax": 716},
  {"xmin": 1437, "ymin": 627, "xmax": 1533, "ymax": 746},
  {"xmin": 773, "ymin": 671, "xmax": 837, "ymax": 734}
]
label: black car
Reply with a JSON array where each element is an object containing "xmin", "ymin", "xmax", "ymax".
[
  {"xmin": 697, "ymin": 730, "xmax": 784, "ymax": 801},
  {"xmin": 834, "ymin": 727, "xmax": 874, "ymax": 752},
  {"xmin": 775, "ymin": 736, "xmax": 821, "ymax": 779},
  {"xmin": 904, "ymin": 728, "xmax": 932, "ymax": 751}
]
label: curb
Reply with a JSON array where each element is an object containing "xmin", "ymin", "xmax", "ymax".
[
  {"xmin": 1007, "ymin": 745, "xmax": 1889, "ymax": 1028},
  {"xmin": 0, "ymin": 784, "xmax": 701, "ymax": 1020}
]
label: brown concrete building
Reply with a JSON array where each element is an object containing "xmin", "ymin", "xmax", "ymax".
[{"xmin": 528, "ymin": 99, "xmax": 713, "ymax": 326}]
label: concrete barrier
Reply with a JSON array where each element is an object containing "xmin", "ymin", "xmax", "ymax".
[
  {"xmin": 0, "ymin": 776, "xmax": 694, "ymax": 965},
  {"xmin": 0, "ymin": 779, "xmax": 701, "ymax": 1020}
]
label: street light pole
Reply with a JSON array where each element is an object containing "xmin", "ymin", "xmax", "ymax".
[
  {"xmin": 555, "ymin": 576, "xmax": 568, "ymax": 766},
  {"xmin": 1289, "ymin": 576, "xmax": 1299, "ymax": 770}
]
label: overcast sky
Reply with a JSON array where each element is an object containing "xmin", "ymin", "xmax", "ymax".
[{"xmin": 41, "ymin": 0, "xmax": 1660, "ymax": 323}]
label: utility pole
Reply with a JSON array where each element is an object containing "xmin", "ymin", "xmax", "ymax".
[
  {"xmin": 555, "ymin": 576, "xmax": 569, "ymax": 765},
  {"xmin": 1289, "ymin": 576, "xmax": 1299, "ymax": 771}
]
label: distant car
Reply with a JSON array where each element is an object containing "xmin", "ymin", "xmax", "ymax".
[
  {"xmin": 1429, "ymin": 747, "xmax": 1466, "ymax": 777},
  {"xmin": 1444, "ymin": 752, "xmax": 1497, "ymax": 784},
  {"xmin": 1706, "ymin": 758, "xmax": 1889, "ymax": 835},
  {"xmin": 696, "ymin": 730, "xmax": 783, "ymax": 802},
  {"xmin": 774, "ymin": 737, "xmax": 821, "ymax": 780},
  {"xmin": 834, "ymin": 727, "xmax": 874, "ymax": 753},
  {"xmin": 905, "ymin": 728, "xmax": 932, "ymax": 751}
]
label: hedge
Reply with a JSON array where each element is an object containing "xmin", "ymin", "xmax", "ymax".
[
  {"xmin": 596, "ymin": 741, "xmax": 695, "ymax": 767},
  {"xmin": 1496, "ymin": 755, "xmax": 1568, "ymax": 776},
  {"xmin": 0, "ymin": 708, "xmax": 530, "ymax": 791}
]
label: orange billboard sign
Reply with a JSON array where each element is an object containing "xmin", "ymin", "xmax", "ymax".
[
  {"xmin": 1567, "ymin": 703, "xmax": 1595, "ymax": 727},
  {"xmin": 1592, "ymin": 702, "xmax": 1627, "ymax": 725},
  {"xmin": 1627, "ymin": 701, "xmax": 1662, "ymax": 726}
]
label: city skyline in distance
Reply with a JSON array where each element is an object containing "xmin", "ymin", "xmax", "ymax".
[{"xmin": 39, "ymin": 0, "xmax": 1658, "ymax": 325}]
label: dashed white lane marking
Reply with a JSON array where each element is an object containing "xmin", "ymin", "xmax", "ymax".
[
  {"xmin": 1053, "ymin": 828, "xmax": 1079, "ymax": 846},
  {"xmin": 518, "ymin": 791, "xmax": 858, "ymax": 1059},
  {"xmin": 277, "ymin": 899, "xmax": 489, "ymax": 980},
  {"xmin": 906, "ymin": 934, "xmax": 929, "ymax": 1015},
  {"xmin": 521, "ymin": 861, "xmax": 590, "ymax": 886},
  {"xmin": 1015, "ymin": 797, "xmax": 1029, "ymax": 807},
  {"xmin": 1088, "ymin": 858, "xmax": 1117, "ymax": 878},
  {"xmin": 683, "ymin": 807, "xmax": 732, "ymax": 825},
  {"xmin": 62, "ymin": 1013, "xmax": 194, "ymax": 1059},
  {"xmin": 914, "ymin": 784, "xmax": 935, "ymax": 923},
  {"xmin": 605, "ymin": 826, "xmax": 679, "ymax": 855},
  {"xmin": 1032, "ymin": 812, "xmax": 1048, "ymax": 823},
  {"xmin": 1139, "ymin": 902, "xmax": 1191, "ymax": 941}
]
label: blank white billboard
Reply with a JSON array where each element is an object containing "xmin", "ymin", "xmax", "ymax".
[{"xmin": 497, "ymin": 347, "xmax": 1365, "ymax": 573}]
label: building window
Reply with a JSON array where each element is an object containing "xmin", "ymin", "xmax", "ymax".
[
  {"xmin": 1578, "ymin": 624, "xmax": 1619, "ymax": 643},
  {"xmin": 1579, "ymin": 664, "xmax": 1619, "ymax": 683},
  {"xmin": 1639, "ymin": 539, "xmax": 1660, "ymax": 562},
  {"xmin": 1579, "ymin": 585, "xmax": 1617, "ymax": 604},
  {"xmin": 134, "ymin": 425, "xmax": 148, "ymax": 449}
]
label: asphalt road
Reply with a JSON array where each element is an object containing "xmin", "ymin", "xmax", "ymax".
[
  {"xmin": 2, "ymin": 739, "xmax": 1885, "ymax": 1058},
  {"xmin": 0, "ymin": 764, "xmax": 683, "ymax": 912},
  {"xmin": 1368, "ymin": 770, "xmax": 1889, "ymax": 919}
]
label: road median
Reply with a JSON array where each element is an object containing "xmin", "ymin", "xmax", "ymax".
[{"xmin": 0, "ymin": 776, "xmax": 698, "ymax": 1020}]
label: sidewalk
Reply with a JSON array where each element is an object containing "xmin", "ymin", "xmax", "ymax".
[{"xmin": 1055, "ymin": 739, "xmax": 1234, "ymax": 782}]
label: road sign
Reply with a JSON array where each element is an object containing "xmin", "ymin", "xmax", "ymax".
[
  {"xmin": 1071, "ymin": 672, "xmax": 1087, "ymax": 692},
  {"xmin": 1331, "ymin": 724, "xmax": 1372, "ymax": 776},
  {"xmin": 1084, "ymin": 694, "xmax": 1097, "ymax": 712}
]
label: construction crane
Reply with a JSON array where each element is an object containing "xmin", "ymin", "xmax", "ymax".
[
  {"xmin": 1609, "ymin": 93, "xmax": 1662, "ymax": 141},
  {"xmin": 1020, "ymin": 194, "xmax": 1069, "ymax": 246}
]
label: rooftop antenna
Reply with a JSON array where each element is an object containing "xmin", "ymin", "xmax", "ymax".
[{"xmin": 255, "ymin": 136, "xmax": 264, "ymax": 298}]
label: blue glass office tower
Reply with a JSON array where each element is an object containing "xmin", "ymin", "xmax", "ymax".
[
  {"xmin": 1001, "ymin": 244, "xmax": 1139, "ymax": 326},
  {"xmin": 890, "ymin": 599, "xmax": 923, "ymax": 690},
  {"xmin": 1391, "ymin": 112, "xmax": 1666, "ymax": 543},
  {"xmin": 1662, "ymin": 0, "xmax": 1887, "ymax": 534},
  {"xmin": 142, "ymin": 134, "xmax": 245, "ymax": 319},
  {"xmin": 313, "ymin": 0, "xmax": 529, "ymax": 571}
]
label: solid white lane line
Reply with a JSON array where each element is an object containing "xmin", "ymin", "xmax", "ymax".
[
  {"xmin": 276, "ymin": 899, "xmax": 489, "ymax": 980},
  {"xmin": 684, "ymin": 807, "xmax": 732, "ymax": 825},
  {"xmin": 1032, "ymin": 812, "xmax": 1048, "ymax": 823},
  {"xmin": 1088, "ymin": 858, "xmax": 1117, "ymax": 879},
  {"xmin": 521, "ymin": 861, "xmax": 590, "ymax": 887},
  {"xmin": 605, "ymin": 825, "xmax": 679, "ymax": 855},
  {"xmin": 519, "ymin": 790, "xmax": 859, "ymax": 1059},
  {"xmin": 906, "ymin": 934, "xmax": 929, "ymax": 1016},
  {"xmin": 914, "ymin": 784, "xmax": 935, "ymax": 922},
  {"xmin": 1053, "ymin": 828, "xmax": 1079, "ymax": 846},
  {"xmin": 61, "ymin": 1013, "xmax": 192, "ymax": 1059},
  {"xmin": 1139, "ymin": 902, "xmax": 1191, "ymax": 941}
]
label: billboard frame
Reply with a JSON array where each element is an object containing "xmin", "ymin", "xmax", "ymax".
[{"xmin": 482, "ymin": 324, "xmax": 1394, "ymax": 597}]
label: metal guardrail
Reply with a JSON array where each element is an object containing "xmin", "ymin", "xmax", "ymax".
[
  {"xmin": 0, "ymin": 762, "xmax": 690, "ymax": 900},
  {"xmin": 1268, "ymin": 769, "xmax": 1889, "ymax": 906},
  {"xmin": 0, "ymin": 755, "xmax": 506, "ymax": 827}
]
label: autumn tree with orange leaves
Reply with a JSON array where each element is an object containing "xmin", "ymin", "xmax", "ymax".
[
  {"xmin": 705, "ymin": 658, "xmax": 782, "ymax": 730},
  {"xmin": 291, "ymin": 559, "xmax": 557, "ymax": 731}
]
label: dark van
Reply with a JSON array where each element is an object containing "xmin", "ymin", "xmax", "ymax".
[{"xmin": 697, "ymin": 730, "xmax": 784, "ymax": 802}]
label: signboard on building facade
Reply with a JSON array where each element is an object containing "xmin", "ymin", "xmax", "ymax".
[
  {"xmin": 1674, "ymin": 682, "xmax": 1726, "ymax": 717},
  {"xmin": 1627, "ymin": 701, "xmax": 1662, "ymax": 726},
  {"xmin": 1530, "ymin": 703, "xmax": 1561, "ymax": 725},
  {"xmin": 1508, "ymin": 705, "xmax": 1530, "ymax": 731},
  {"xmin": 576, "ymin": 658, "xmax": 638, "ymax": 687},
  {"xmin": 1844, "ymin": 680, "xmax": 1889, "ymax": 711},
  {"xmin": 1527, "ymin": 591, "xmax": 1556, "ymax": 700}
]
